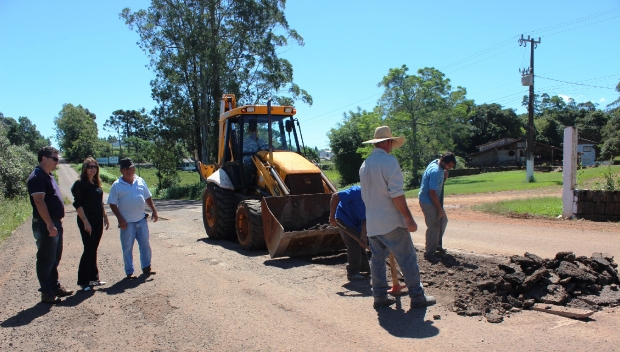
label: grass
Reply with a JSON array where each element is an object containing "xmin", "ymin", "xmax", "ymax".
[
  {"xmin": 72, "ymin": 164, "xmax": 202, "ymax": 197},
  {"xmin": 322, "ymin": 169, "xmax": 341, "ymax": 187},
  {"xmin": 404, "ymin": 166, "xmax": 620, "ymax": 198},
  {"xmin": 473, "ymin": 196, "xmax": 563, "ymax": 218},
  {"xmin": 0, "ymin": 197, "xmax": 31, "ymax": 246}
]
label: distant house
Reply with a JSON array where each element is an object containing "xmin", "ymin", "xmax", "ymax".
[
  {"xmin": 467, "ymin": 137, "xmax": 562, "ymax": 167},
  {"xmin": 178, "ymin": 158, "xmax": 197, "ymax": 171},
  {"xmin": 319, "ymin": 149, "xmax": 334, "ymax": 160},
  {"xmin": 578, "ymin": 138, "xmax": 597, "ymax": 167},
  {"xmin": 111, "ymin": 141, "xmax": 126, "ymax": 148}
]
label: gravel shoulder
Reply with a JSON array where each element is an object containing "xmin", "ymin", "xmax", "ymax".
[{"xmin": 1, "ymin": 164, "xmax": 619, "ymax": 351}]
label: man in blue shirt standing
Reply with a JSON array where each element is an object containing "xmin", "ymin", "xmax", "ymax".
[
  {"xmin": 418, "ymin": 152, "xmax": 457, "ymax": 263},
  {"xmin": 27, "ymin": 146, "xmax": 74, "ymax": 303},
  {"xmin": 329, "ymin": 185, "xmax": 369, "ymax": 281}
]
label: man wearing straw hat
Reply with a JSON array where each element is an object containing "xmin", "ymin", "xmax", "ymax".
[{"xmin": 359, "ymin": 126, "xmax": 436, "ymax": 308}]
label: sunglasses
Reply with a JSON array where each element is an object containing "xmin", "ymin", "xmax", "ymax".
[
  {"xmin": 47, "ymin": 156, "xmax": 59, "ymax": 162},
  {"xmin": 86, "ymin": 164, "xmax": 98, "ymax": 170}
]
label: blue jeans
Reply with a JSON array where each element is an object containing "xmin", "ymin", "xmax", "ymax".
[
  {"xmin": 120, "ymin": 218, "xmax": 152, "ymax": 275},
  {"xmin": 32, "ymin": 218, "xmax": 63, "ymax": 296},
  {"xmin": 368, "ymin": 227, "xmax": 425, "ymax": 300}
]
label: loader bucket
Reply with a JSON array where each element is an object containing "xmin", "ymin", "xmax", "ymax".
[{"xmin": 262, "ymin": 194, "xmax": 345, "ymax": 258}]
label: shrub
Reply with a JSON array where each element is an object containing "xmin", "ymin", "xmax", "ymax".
[
  {"xmin": 99, "ymin": 168, "xmax": 118, "ymax": 184},
  {"xmin": 0, "ymin": 134, "xmax": 37, "ymax": 198},
  {"xmin": 157, "ymin": 182, "xmax": 204, "ymax": 200}
]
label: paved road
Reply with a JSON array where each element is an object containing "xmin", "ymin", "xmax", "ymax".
[{"xmin": 1, "ymin": 163, "xmax": 619, "ymax": 351}]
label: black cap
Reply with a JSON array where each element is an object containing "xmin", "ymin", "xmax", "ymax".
[{"xmin": 120, "ymin": 158, "xmax": 135, "ymax": 169}]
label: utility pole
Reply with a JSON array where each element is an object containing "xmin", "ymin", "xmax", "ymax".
[{"xmin": 519, "ymin": 34, "xmax": 541, "ymax": 182}]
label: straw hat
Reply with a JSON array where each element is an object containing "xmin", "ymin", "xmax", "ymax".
[{"xmin": 362, "ymin": 126, "xmax": 405, "ymax": 149}]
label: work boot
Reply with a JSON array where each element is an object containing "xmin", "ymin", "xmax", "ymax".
[
  {"xmin": 435, "ymin": 247, "xmax": 447, "ymax": 257},
  {"xmin": 142, "ymin": 266, "xmax": 156, "ymax": 276},
  {"xmin": 373, "ymin": 296, "xmax": 396, "ymax": 308},
  {"xmin": 410, "ymin": 295, "xmax": 437, "ymax": 308},
  {"xmin": 348, "ymin": 273, "xmax": 366, "ymax": 281},
  {"xmin": 126, "ymin": 274, "xmax": 137, "ymax": 280},
  {"xmin": 53, "ymin": 285, "xmax": 74, "ymax": 297},
  {"xmin": 41, "ymin": 293, "xmax": 61, "ymax": 304},
  {"xmin": 424, "ymin": 254, "xmax": 441, "ymax": 263}
]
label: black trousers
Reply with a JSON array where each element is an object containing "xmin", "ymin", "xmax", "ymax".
[
  {"xmin": 76, "ymin": 213, "xmax": 103, "ymax": 286},
  {"xmin": 32, "ymin": 218, "xmax": 63, "ymax": 295},
  {"xmin": 337, "ymin": 223, "xmax": 370, "ymax": 277}
]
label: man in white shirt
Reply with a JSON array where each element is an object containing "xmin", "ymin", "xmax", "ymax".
[
  {"xmin": 359, "ymin": 126, "xmax": 436, "ymax": 309},
  {"xmin": 108, "ymin": 158, "xmax": 159, "ymax": 279}
]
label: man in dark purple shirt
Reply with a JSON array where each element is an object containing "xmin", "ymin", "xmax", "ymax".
[{"xmin": 27, "ymin": 146, "xmax": 73, "ymax": 303}]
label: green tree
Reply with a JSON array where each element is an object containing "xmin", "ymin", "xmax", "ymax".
[
  {"xmin": 104, "ymin": 109, "xmax": 153, "ymax": 157},
  {"xmin": 0, "ymin": 116, "xmax": 50, "ymax": 154},
  {"xmin": 0, "ymin": 125, "xmax": 37, "ymax": 198},
  {"xmin": 301, "ymin": 146, "xmax": 320, "ymax": 164},
  {"xmin": 54, "ymin": 104, "xmax": 99, "ymax": 162},
  {"xmin": 379, "ymin": 66, "xmax": 469, "ymax": 187},
  {"xmin": 121, "ymin": 0, "xmax": 311, "ymax": 164},
  {"xmin": 601, "ymin": 82, "xmax": 620, "ymax": 160},
  {"xmin": 466, "ymin": 103, "xmax": 523, "ymax": 153},
  {"xmin": 147, "ymin": 137, "xmax": 182, "ymax": 190},
  {"xmin": 328, "ymin": 108, "xmax": 382, "ymax": 186}
]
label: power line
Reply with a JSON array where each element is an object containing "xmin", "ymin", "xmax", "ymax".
[
  {"xmin": 536, "ymin": 75, "xmax": 618, "ymax": 90},
  {"xmin": 525, "ymin": 7, "xmax": 620, "ymax": 36},
  {"xmin": 541, "ymin": 14, "xmax": 620, "ymax": 38}
]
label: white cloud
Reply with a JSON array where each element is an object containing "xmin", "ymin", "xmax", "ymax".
[
  {"xmin": 558, "ymin": 94, "xmax": 573, "ymax": 102},
  {"xmin": 599, "ymin": 98, "xmax": 606, "ymax": 103}
]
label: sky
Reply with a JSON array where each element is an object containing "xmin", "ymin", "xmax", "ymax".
[{"xmin": 1, "ymin": 0, "xmax": 619, "ymax": 151}]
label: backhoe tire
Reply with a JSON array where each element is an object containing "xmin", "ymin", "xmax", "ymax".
[
  {"xmin": 236, "ymin": 200, "xmax": 266, "ymax": 250},
  {"xmin": 202, "ymin": 183, "xmax": 235, "ymax": 240}
]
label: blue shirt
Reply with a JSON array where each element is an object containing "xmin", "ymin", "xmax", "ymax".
[
  {"xmin": 108, "ymin": 175, "xmax": 152, "ymax": 222},
  {"xmin": 27, "ymin": 166, "xmax": 65, "ymax": 220},
  {"xmin": 335, "ymin": 186, "xmax": 366, "ymax": 233},
  {"xmin": 359, "ymin": 148, "xmax": 407, "ymax": 237},
  {"xmin": 418, "ymin": 159, "xmax": 444, "ymax": 204}
]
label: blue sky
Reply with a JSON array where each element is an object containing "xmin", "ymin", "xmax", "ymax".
[{"xmin": 1, "ymin": 0, "xmax": 619, "ymax": 150}]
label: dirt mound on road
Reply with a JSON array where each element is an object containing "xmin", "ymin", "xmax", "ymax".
[{"xmin": 414, "ymin": 250, "xmax": 620, "ymax": 323}]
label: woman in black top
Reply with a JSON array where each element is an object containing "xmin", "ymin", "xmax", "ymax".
[{"xmin": 71, "ymin": 157, "xmax": 109, "ymax": 291}]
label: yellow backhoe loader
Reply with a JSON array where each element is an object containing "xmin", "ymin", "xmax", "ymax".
[{"xmin": 196, "ymin": 94, "xmax": 344, "ymax": 258}]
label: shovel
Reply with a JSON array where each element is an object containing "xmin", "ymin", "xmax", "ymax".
[{"xmin": 335, "ymin": 219, "xmax": 405, "ymax": 295}]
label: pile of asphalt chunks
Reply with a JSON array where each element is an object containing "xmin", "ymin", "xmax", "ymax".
[
  {"xmin": 499, "ymin": 251, "xmax": 620, "ymax": 310},
  {"xmin": 452, "ymin": 251, "xmax": 620, "ymax": 323}
]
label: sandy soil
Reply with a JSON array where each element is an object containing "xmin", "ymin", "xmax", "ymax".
[{"xmin": 1, "ymin": 163, "xmax": 619, "ymax": 351}]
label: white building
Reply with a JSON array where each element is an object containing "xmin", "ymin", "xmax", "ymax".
[
  {"xmin": 319, "ymin": 149, "xmax": 334, "ymax": 160},
  {"xmin": 178, "ymin": 158, "xmax": 197, "ymax": 171}
]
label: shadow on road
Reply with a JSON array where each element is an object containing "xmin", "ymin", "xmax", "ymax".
[
  {"xmin": 60, "ymin": 289, "xmax": 95, "ymax": 307},
  {"xmin": 336, "ymin": 279, "xmax": 372, "ymax": 297},
  {"xmin": 264, "ymin": 251, "xmax": 347, "ymax": 269},
  {"xmin": 152, "ymin": 199, "xmax": 200, "ymax": 212},
  {"xmin": 1, "ymin": 302, "xmax": 52, "ymax": 327},
  {"xmin": 100, "ymin": 275, "xmax": 153, "ymax": 295},
  {"xmin": 197, "ymin": 237, "xmax": 268, "ymax": 257},
  {"xmin": 376, "ymin": 301, "xmax": 439, "ymax": 338}
]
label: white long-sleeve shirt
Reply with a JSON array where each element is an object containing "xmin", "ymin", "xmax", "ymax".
[{"xmin": 359, "ymin": 148, "xmax": 407, "ymax": 237}]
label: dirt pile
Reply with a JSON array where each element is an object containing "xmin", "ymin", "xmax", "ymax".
[
  {"xmin": 284, "ymin": 212, "xmax": 336, "ymax": 232},
  {"xmin": 441, "ymin": 251, "xmax": 620, "ymax": 321}
]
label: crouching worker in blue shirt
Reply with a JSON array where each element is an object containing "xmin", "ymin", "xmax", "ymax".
[{"xmin": 329, "ymin": 185, "xmax": 369, "ymax": 281}]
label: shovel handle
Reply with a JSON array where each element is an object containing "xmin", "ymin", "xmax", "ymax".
[{"xmin": 335, "ymin": 219, "xmax": 369, "ymax": 250}]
